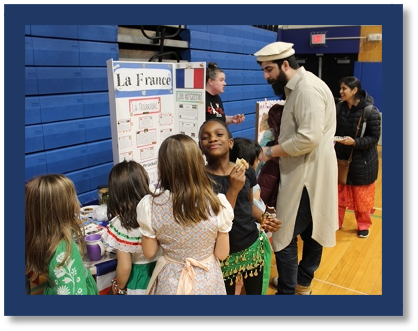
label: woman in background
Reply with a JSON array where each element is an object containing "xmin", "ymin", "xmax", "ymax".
[
  {"xmin": 206, "ymin": 62, "xmax": 245, "ymax": 125},
  {"xmin": 335, "ymin": 76, "xmax": 381, "ymax": 238}
]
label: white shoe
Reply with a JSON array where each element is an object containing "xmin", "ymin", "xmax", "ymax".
[{"xmin": 295, "ymin": 284, "xmax": 312, "ymax": 295}]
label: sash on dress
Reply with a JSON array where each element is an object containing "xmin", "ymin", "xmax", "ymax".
[{"xmin": 145, "ymin": 254, "xmax": 213, "ymax": 295}]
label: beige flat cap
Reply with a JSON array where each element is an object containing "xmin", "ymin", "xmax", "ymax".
[{"xmin": 254, "ymin": 41, "xmax": 295, "ymax": 62}]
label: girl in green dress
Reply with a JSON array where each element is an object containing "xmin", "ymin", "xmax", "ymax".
[{"xmin": 25, "ymin": 174, "xmax": 98, "ymax": 295}]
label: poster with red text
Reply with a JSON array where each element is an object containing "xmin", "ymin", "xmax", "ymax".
[{"xmin": 107, "ymin": 60, "xmax": 206, "ymax": 185}]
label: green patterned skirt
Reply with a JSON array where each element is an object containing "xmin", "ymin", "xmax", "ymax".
[{"xmin": 220, "ymin": 232, "xmax": 272, "ymax": 294}]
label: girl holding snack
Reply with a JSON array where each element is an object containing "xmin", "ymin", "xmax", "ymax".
[
  {"xmin": 199, "ymin": 119, "xmax": 281, "ymax": 295},
  {"xmin": 229, "ymin": 137, "xmax": 276, "ymax": 294},
  {"xmin": 102, "ymin": 160, "xmax": 160, "ymax": 295}
]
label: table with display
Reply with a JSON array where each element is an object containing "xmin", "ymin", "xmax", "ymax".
[
  {"xmin": 82, "ymin": 251, "xmax": 117, "ymax": 295},
  {"xmin": 81, "ymin": 212, "xmax": 117, "ymax": 295}
]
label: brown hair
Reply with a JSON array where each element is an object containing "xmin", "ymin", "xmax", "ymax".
[
  {"xmin": 206, "ymin": 62, "xmax": 224, "ymax": 84},
  {"xmin": 25, "ymin": 174, "xmax": 84, "ymax": 280},
  {"xmin": 107, "ymin": 160, "xmax": 151, "ymax": 230},
  {"xmin": 157, "ymin": 134, "xmax": 222, "ymax": 224}
]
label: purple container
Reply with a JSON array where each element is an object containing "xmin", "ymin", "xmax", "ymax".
[{"xmin": 85, "ymin": 234, "xmax": 104, "ymax": 261}]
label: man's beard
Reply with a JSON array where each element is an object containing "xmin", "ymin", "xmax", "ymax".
[{"xmin": 268, "ymin": 70, "xmax": 288, "ymax": 98}]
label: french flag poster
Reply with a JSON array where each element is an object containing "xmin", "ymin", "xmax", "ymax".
[{"xmin": 176, "ymin": 68, "xmax": 204, "ymax": 89}]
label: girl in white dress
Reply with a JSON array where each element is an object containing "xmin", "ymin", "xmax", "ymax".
[{"xmin": 102, "ymin": 160, "xmax": 160, "ymax": 295}]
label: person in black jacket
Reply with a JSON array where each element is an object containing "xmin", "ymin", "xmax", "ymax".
[{"xmin": 335, "ymin": 76, "xmax": 381, "ymax": 238}]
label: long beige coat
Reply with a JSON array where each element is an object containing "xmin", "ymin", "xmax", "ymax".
[{"xmin": 272, "ymin": 67, "xmax": 339, "ymax": 252}]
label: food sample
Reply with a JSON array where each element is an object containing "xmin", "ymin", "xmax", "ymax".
[{"xmin": 235, "ymin": 158, "xmax": 249, "ymax": 170}]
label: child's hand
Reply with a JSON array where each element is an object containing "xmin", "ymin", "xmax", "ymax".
[
  {"xmin": 229, "ymin": 164, "xmax": 246, "ymax": 192},
  {"xmin": 262, "ymin": 217, "xmax": 282, "ymax": 233}
]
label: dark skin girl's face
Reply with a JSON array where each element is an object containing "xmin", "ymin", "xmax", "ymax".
[{"xmin": 199, "ymin": 121, "xmax": 233, "ymax": 161}]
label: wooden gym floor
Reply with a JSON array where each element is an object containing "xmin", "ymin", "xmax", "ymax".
[{"xmin": 266, "ymin": 145, "xmax": 382, "ymax": 295}]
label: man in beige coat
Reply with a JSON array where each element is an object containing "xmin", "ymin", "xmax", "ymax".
[{"xmin": 255, "ymin": 41, "xmax": 338, "ymax": 295}]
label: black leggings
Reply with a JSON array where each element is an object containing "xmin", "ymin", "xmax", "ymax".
[{"xmin": 224, "ymin": 269, "xmax": 264, "ymax": 295}]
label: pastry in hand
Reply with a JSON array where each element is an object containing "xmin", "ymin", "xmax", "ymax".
[{"xmin": 235, "ymin": 158, "xmax": 249, "ymax": 170}]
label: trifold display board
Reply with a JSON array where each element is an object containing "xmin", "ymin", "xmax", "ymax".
[{"xmin": 106, "ymin": 59, "xmax": 206, "ymax": 184}]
